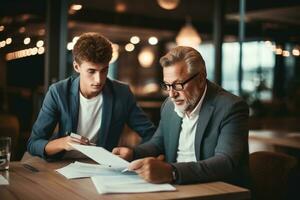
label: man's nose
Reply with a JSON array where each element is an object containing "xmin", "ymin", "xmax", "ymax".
[
  {"xmin": 94, "ymin": 72, "xmax": 101, "ymax": 83},
  {"xmin": 168, "ymin": 87, "xmax": 178, "ymax": 98}
]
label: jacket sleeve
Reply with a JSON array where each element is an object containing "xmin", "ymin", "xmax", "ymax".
[
  {"xmin": 125, "ymin": 86, "xmax": 156, "ymax": 143},
  {"xmin": 133, "ymin": 100, "xmax": 168, "ymax": 159},
  {"xmin": 173, "ymin": 100, "xmax": 249, "ymax": 184},
  {"xmin": 27, "ymin": 85, "xmax": 60, "ymax": 159}
]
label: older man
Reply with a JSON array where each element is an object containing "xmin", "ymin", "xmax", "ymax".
[{"xmin": 113, "ymin": 46, "xmax": 249, "ymax": 187}]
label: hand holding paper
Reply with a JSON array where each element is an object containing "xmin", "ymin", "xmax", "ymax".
[{"xmin": 70, "ymin": 143, "xmax": 129, "ymax": 170}]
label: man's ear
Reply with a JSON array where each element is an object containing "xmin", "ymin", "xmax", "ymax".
[{"xmin": 73, "ymin": 61, "xmax": 80, "ymax": 73}]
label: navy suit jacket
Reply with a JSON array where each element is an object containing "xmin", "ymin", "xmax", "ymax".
[
  {"xmin": 134, "ymin": 80, "xmax": 249, "ymax": 187},
  {"xmin": 27, "ymin": 75, "xmax": 155, "ymax": 159}
]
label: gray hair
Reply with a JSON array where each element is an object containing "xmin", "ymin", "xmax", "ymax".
[{"xmin": 159, "ymin": 46, "xmax": 207, "ymax": 79}]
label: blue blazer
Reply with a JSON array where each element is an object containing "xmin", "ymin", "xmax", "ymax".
[
  {"xmin": 134, "ymin": 80, "xmax": 249, "ymax": 187},
  {"xmin": 27, "ymin": 75, "xmax": 156, "ymax": 159}
]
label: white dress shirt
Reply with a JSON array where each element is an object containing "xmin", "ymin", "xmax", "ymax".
[{"xmin": 175, "ymin": 84, "xmax": 207, "ymax": 162}]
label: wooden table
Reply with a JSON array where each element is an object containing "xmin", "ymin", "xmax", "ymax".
[
  {"xmin": 249, "ymin": 130, "xmax": 300, "ymax": 150},
  {"xmin": 0, "ymin": 155, "xmax": 250, "ymax": 200}
]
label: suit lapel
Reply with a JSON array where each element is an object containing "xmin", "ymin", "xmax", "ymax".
[
  {"xmin": 167, "ymin": 103, "xmax": 182, "ymax": 162},
  {"xmin": 98, "ymin": 80, "xmax": 113, "ymax": 147},
  {"xmin": 70, "ymin": 76, "xmax": 80, "ymax": 132},
  {"xmin": 194, "ymin": 81, "xmax": 216, "ymax": 160}
]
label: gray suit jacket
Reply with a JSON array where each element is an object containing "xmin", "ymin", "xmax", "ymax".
[
  {"xmin": 27, "ymin": 75, "xmax": 155, "ymax": 159},
  {"xmin": 134, "ymin": 80, "xmax": 249, "ymax": 187}
]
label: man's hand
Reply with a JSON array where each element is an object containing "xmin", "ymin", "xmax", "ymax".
[
  {"xmin": 112, "ymin": 147, "xmax": 133, "ymax": 161},
  {"xmin": 128, "ymin": 155, "xmax": 173, "ymax": 184}
]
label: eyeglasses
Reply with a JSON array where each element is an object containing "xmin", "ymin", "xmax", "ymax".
[{"xmin": 161, "ymin": 72, "xmax": 199, "ymax": 91}]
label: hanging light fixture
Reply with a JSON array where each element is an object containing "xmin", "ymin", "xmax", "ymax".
[
  {"xmin": 176, "ymin": 17, "xmax": 202, "ymax": 49},
  {"xmin": 138, "ymin": 47, "xmax": 155, "ymax": 68},
  {"xmin": 157, "ymin": 0, "xmax": 180, "ymax": 10}
]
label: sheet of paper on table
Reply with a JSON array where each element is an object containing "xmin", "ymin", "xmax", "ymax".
[{"xmin": 0, "ymin": 174, "xmax": 9, "ymax": 185}]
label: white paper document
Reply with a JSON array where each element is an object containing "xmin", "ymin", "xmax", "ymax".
[
  {"xmin": 91, "ymin": 175, "xmax": 176, "ymax": 194},
  {"xmin": 0, "ymin": 174, "xmax": 9, "ymax": 185},
  {"xmin": 56, "ymin": 161, "xmax": 125, "ymax": 179},
  {"xmin": 62, "ymin": 144, "xmax": 176, "ymax": 194},
  {"xmin": 70, "ymin": 144, "xmax": 129, "ymax": 170}
]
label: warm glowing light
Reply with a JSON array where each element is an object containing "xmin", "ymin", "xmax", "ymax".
[
  {"xmin": 31, "ymin": 47, "xmax": 38, "ymax": 55},
  {"xmin": 148, "ymin": 37, "xmax": 158, "ymax": 45},
  {"xmin": 125, "ymin": 43, "xmax": 135, "ymax": 52},
  {"xmin": 157, "ymin": 0, "xmax": 180, "ymax": 10},
  {"xmin": 0, "ymin": 25, "xmax": 4, "ymax": 32},
  {"xmin": 38, "ymin": 47, "xmax": 45, "ymax": 54},
  {"xmin": 176, "ymin": 23, "xmax": 201, "ymax": 49},
  {"xmin": 70, "ymin": 4, "xmax": 82, "ymax": 11},
  {"xmin": 138, "ymin": 47, "xmax": 155, "ymax": 68},
  {"xmin": 19, "ymin": 27, "xmax": 26, "ymax": 33},
  {"xmin": 67, "ymin": 42, "xmax": 74, "ymax": 50},
  {"xmin": 36, "ymin": 40, "xmax": 44, "ymax": 47},
  {"xmin": 115, "ymin": 1, "xmax": 127, "ymax": 13},
  {"xmin": 275, "ymin": 48, "xmax": 282, "ymax": 55},
  {"xmin": 110, "ymin": 44, "xmax": 119, "ymax": 64},
  {"xmin": 292, "ymin": 48, "xmax": 300, "ymax": 56},
  {"xmin": 282, "ymin": 50, "xmax": 290, "ymax": 57},
  {"xmin": 38, "ymin": 29, "xmax": 45, "ymax": 36},
  {"xmin": 72, "ymin": 36, "xmax": 79, "ymax": 44},
  {"xmin": 0, "ymin": 41, "xmax": 6, "ymax": 48},
  {"xmin": 6, "ymin": 38, "xmax": 12, "ymax": 45},
  {"xmin": 130, "ymin": 36, "xmax": 140, "ymax": 44},
  {"xmin": 264, "ymin": 41, "xmax": 272, "ymax": 46},
  {"xmin": 143, "ymin": 82, "xmax": 160, "ymax": 94},
  {"xmin": 24, "ymin": 37, "xmax": 31, "ymax": 45}
]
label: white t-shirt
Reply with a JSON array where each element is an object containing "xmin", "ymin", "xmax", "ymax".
[
  {"xmin": 64, "ymin": 92, "xmax": 103, "ymax": 158},
  {"xmin": 77, "ymin": 92, "xmax": 103, "ymax": 144}
]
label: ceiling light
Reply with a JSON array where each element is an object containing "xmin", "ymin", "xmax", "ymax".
[
  {"xmin": 70, "ymin": 4, "xmax": 82, "ymax": 11},
  {"xmin": 282, "ymin": 50, "xmax": 290, "ymax": 57},
  {"xmin": 148, "ymin": 37, "xmax": 158, "ymax": 45},
  {"xmin": 67, "ymin": 42, "xmax": 74, "ymax": 50},
  {"xmin": 138, "ymin": 47, "xmax": 155, "ymax": 68},
  {"xmin": 125, "ymin": 43, "xmax": 135, "ymax": 52},
  {"xmin": 157, "ymin": 0, "xmax": 180, "ymax": 10},
  {"xmin": 130, "ymin": 36, "xmax": 140, "ymax": 44},
  {"xmin": 6, "ymin": 38, "xmax": 12, "ymax": 45},
  {"xmin": 292, "ymin": 48, "xmax": 300, "ymax": 56},
  {"xmin": 0, "ymin": 41, "xmax": 6, "ymax": 48},
  {"xmin": 38, "ymin": 47, "xmax": 45, "ymax": 54},
  {"xmin": 24, "ymin": 37, "xmax": 31, "ymax": 45},
  {"xmin": 19, "ymin": 27, "xmax": 26, "ymax": 33},
  {"xmin": 36, "ymin": 40, "xmax": 44, "ymax": 47},
  {"xmin": 176, "ymin": 19, "xmax": 201, "ymax": 49},
  {"xmin": 115, "ymin": 0, "xmax": 127, "ymax": 13},
  {"xmin": 275, "ymin": 47, "xmax": 282, "ymax": 55}
]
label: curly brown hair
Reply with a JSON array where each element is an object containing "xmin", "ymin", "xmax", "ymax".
[{"xmin": 73, "ymin": 32, "xmax": 112, "ymax": 64}]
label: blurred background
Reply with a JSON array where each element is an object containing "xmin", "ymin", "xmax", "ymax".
[{"xmin": 0, "ymin": 0, "xmax": 300, "ymax": 161}]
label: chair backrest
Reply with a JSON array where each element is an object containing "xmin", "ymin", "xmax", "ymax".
[
  {"xmin": 249, "ymin": 151, "xmax": 298, "ymax": 200},
  {"xmin": 0, "ymin": 114, "xmax": 20, "ymax": 161}
]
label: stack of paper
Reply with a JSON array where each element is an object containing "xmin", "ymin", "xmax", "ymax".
[
  {"xmin": 56, "ymin": 161, "xmax": 124, "ymax": 179},
  {"xmin": 0, "ymin": 174, "xmax": 9, "ymax": 185},
  {"xmin": 91, "ymin": 175, "xmax": 176, "ymax": 194},
  {"xmin": 60, "ymin": 144, "xmax": 176, "ymax": 194}
]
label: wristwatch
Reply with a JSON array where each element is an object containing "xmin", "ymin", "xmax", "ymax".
[{"xmin": 171, "ymin": 165, "xmax": 178, "ymax": 183}]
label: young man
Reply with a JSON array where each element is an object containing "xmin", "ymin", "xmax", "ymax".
[
  {"xmin": 113, "ymin": 46, "xmax": 249, "ymax": 187},
  {"xmin": 27, "ymin": 32, "xmax": 155, "ymax": 160}
]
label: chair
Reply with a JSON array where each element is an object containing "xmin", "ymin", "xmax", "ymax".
[
  {"xmin": 249, "ymin": 151, "xmax": 298, "ymax": 200},
  {"xmin": 0, "ymin": 113, "xmax": 20, "ymax": 161}
]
